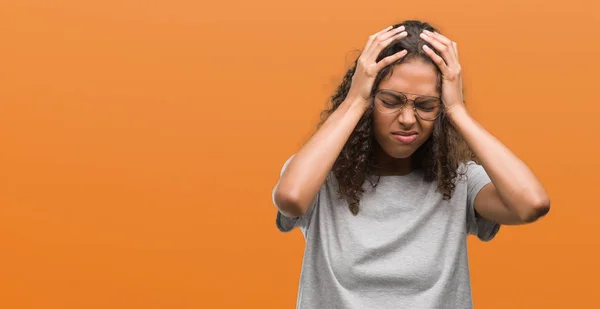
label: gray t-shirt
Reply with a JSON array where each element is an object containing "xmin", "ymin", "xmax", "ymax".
[{"xmin": 272, "ymin": 154, "xmax": 500, "ymax": 309}]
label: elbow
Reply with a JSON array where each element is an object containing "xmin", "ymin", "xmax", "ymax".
[
  {"xmin": 519, "ymin": 195, "xmax": 551, "ymax": 223},
  {"xmin": 273, "ymin": 186, "xmax": 308, "ymax": 218}
]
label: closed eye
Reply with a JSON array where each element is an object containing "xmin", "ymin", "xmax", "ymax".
[
  {"xmin": 381, "ymin": 99, "xmax": 401, "ymax": 107},
  {"xmin": 415, "ymin": 99, "xmax": 440, "ymax": 110}
]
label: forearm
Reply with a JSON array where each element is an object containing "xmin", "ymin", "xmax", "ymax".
[
  {"xmin": 448, "ymin": 107, "xmax": 550, "ymax": 221},
  {"xmin": 274, "ymin": 96, "xmax": 367, "ymax": 217}
]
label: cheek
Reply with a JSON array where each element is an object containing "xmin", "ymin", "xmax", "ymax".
[
  {"xmin": 424, "ymin": 121, "xmax": 435, "ymax": 133},
  {"xmin": 373, "ymin": 114, "xmax": 391, "ymax": 137},
  {"xmin": 418, "ymin": 121, "xmax": 435, "ymax": 140}
]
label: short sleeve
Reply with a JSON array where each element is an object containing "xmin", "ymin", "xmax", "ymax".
[
  {"xmin": 272, "ymin": 154, "xmax": 318, "ymax": 235},
  {"xmin": 465, "ymin": 161, "xmax": 501, "ymax": 242}
]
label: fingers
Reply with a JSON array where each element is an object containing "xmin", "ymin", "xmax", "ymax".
[
  {"xmin": 365, "ymin": 30, "xmax": 408, "ymax": 62},
  {"xmin": 365, "ymin": 27, "xmax": 407, "ymax": 60},
  {"xmin": 375, "ymin": 50, "xmax": 408, "ymax": 71},
  {"xmin": 380, "ymin": 29, "xmax": 407, "ymax": 47},
  {"xmin": 422, "ymin": 44, "xmax": 450, "ymax": 75},
  {"xmin": 378, "ymin": 25, "xmax": 406, "ymax": 43},
  {"xmin": 419, "ymin": 30, "xmax": 457, "ymax": 67},
  {"xmin": 370, "ymin": 30, "xmax": 407, "ymax": 59},
  {"xmin": 428, "ymin": 30, "xmax": 452, "ymax": 45},
  {"xmin": 432, "ymin": 31, "xmax": 459, "ymax": 62},
  {"xmin": 373, "ymin": 25, "xmax": 394, "ymax": 37},
  {"xmin": 365, "ymin": 25, "xmax": 394, "ymax": 49}
]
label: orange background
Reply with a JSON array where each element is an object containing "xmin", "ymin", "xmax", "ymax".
[{"xmin": 0, "ymin": 0, "xmax": 598, "ymax": 308}]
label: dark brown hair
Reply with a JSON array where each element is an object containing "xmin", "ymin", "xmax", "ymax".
[{"xmin": 318, "ymin": 20, "xmax": 475, "ymax": 215}]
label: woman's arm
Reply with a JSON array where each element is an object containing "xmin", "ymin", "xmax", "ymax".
[
  {"xmin": 420, "ymin": 29, "xmax": 550, "ymax": 224},
  {"xmin": 274, "ymin": 25, "xmax": 409, "ymax": 218},
  {"xmin": 450, "ymin": 107, "xmax": 550, "ymax": 224},
  {"xmin": 274, "ymin": 97, "xmax": 367, "ymax": 218}
]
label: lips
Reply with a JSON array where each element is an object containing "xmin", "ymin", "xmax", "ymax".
[{"xmin": 392, "ymin": 131, "xmax": 418, "ymax": 144}]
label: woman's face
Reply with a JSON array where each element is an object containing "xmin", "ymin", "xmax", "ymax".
[{"xmin": 372, "ymin": 58, "xmax": 440, "ymax": 161}]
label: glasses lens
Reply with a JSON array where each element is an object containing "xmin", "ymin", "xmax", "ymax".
[
  {"xmin": 414, "ymin": 97, "xmax": 442, "ymax": 120},
  {"xmin": 375, "ymin": 91, "xmax": 406, "ymax": 113},
  {"xmin": 375, "ymin": 91, "xmax": 442, "ymax": 120}
]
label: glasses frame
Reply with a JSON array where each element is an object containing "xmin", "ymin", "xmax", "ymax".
[{"xmin": 372, "ymin": 89, "xmax": 443, "ymax": 121}]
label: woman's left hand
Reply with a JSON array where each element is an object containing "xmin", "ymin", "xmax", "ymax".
[{"xmin": 419, "ymin": 29, "xmax": 465, "ymax": 117}]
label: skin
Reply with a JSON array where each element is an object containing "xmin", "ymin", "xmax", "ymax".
[
  {"xmin": 274, "ymin": 25, "xmax": 550, "ymax": 224},
  {"xmin": 419, "ymin": 29, "xmax": 550, "ymax": 224},
  {"xmin": 348, "ymin": 27, "xmax": 551, "ymax": 224},
  {"xmin": 372, "ymin": 58, "xmax": 439, "ymax": 176}
]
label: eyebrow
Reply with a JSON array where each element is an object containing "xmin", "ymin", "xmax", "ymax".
[{"xmin": 378, "ymin": 89, "xmax": 440, "ymax": 98}]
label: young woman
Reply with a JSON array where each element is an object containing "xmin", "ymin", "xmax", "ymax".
[{"xmin": 271, "ymin": 20, "xmax": 550, "ymax": 309}]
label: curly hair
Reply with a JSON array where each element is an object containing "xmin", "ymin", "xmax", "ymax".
[{"xmin": 317, "ymin": 20, "xmax": 476, "ymax": 215}]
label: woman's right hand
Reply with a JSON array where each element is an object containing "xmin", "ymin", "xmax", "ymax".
[{"xmin": 347, "ymin": 25, "xmax": 408, "ymax": 104}]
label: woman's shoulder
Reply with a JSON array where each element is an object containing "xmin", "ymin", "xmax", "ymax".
[{"xmin": 457, "ymin": 160, "xmax": 485, "ymax": 175}]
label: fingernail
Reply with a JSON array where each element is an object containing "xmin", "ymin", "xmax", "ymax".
[
  {"xmin": 423, "ymin": 29, "xmax": 431, "ymax": 33},
  {"xmin": 420, "ymin": 32, "xmax": 428, "ymax": 38},
  {"xmin": 423, "ymin": 45, "xmax": 431, "ymax": 51}
]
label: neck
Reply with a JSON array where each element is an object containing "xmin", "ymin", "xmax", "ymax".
[{"xmin": 373, "ymin": 145, "xmax": 413, "ymax": 176}]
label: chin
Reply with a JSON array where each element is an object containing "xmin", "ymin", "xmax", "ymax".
[
  {"xmin": 380, "ymin": 144, "xmax": 419, "ymax": 159},
  {"xmin": 377, "ymin": 135, "xmax": 424, "ymax": 159},
  {"xmin": 389, "ymin": 149, "xmax": 417, "ymax": 159}
]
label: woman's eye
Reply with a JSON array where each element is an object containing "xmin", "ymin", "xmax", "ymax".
[
  {"xmin": 382, "ymin": 100, "xmax": 400, "ymax": 107},
  {"xmin": 416, "ymin": 100, "xmax": 439, "ymax": 111},
  {"xmin": 416, "ymin": 105, "xmax": 435, "ymax": 111}
]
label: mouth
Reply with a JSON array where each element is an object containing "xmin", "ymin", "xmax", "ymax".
[{"xmin": 391, "ymin": 131, "xmax": 418, "ymax": 144}]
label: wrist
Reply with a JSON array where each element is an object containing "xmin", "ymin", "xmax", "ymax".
[
  {"xmin": 342, "ymin": 95, "xmax": 369, "ymax": 112},
  {"xmin": 446, "ymin": 104, "xmax": 469, "ymax": 124}
]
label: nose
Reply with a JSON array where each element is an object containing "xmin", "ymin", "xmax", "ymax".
[{"xmin": 396, "ymin": 104, "xmax": 417, "ymax": 127}]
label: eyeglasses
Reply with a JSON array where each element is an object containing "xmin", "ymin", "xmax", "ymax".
[{"xmin": 373, "ymin": 89, "xmax": 442, "ymax": 121}]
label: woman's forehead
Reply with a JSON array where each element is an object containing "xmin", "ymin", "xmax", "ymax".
[{"xmin": 378, "ymin": 60, "xmax": 439, "ymax": 97}]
